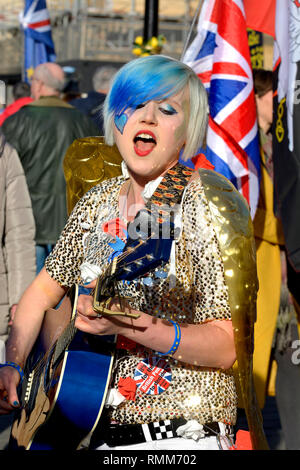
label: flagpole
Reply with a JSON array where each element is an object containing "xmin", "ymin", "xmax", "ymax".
[
  {"xmin": 180, "ymin": 0, "xmax": 203, "ymax": 60},
  {"xmin": 143, "ymin": 0, "xmax": 159, "ymax": 42}
]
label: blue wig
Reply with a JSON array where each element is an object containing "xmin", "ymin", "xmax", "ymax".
[
  {"xmin": 107, "ymin": 55, "xmax": 193, "ymax": 119},
  {"xmin": 103, "ymin": 55, "xmax": 208, "ymax": 160}
]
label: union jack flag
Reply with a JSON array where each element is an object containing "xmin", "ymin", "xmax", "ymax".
[
  {"xmin": 183, "ymin": 0, "xmax": 261, "ymax": 218},
  {"xmin": 134, "ymin": 357, "xmax": 172, "ymax": 395},
  {"xmin": 20, "ymin": 0, "xmax": 56, "ymax": 83}
]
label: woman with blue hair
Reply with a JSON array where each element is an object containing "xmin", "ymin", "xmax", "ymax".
[
  {"xmin": 103, "ymin": 55, "xmax": 208, "ymax": 163},
  {"xmin": 0, "ymin": 55, "xmax": 266, "ymax": 450}
]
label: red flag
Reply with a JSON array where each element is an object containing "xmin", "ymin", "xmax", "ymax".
[
  {"xmin": 244, "ymin": 0, "xmax": 276, "ymax": 37},
  {"xmin": 191, "ymin": 153, "xmax": 215, "ymax": 170}
]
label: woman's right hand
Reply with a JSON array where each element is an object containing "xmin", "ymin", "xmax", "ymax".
[{"xmin": 0, "ymin": 366, "xmax": 21, "ymax": 414}]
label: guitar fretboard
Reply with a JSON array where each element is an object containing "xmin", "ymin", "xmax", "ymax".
[{"xmin": 53, "ymin": 317, "xmax": 77, "ymax": 365}]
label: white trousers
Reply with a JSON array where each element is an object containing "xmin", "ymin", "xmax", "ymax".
[{"xmin": 96, "ymin": 436, "xmax": 223, "ymax": 450}]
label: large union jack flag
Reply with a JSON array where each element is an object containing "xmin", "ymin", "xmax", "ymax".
[
  {"xmin": 20, "ymin": 0, "xmax": 56, "ymax": 83},
  {"xmin": 183, "ymin": 0, "xmax": 261, "ymax": 218}
]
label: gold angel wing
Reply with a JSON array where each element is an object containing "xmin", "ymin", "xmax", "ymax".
[
  {"xmin": 63, "ymin": 136, "xmax": 123, "ymax": 214},
  {"xmin": 199, "ymin": 168, "xmax": 269, "ymax": 450}
]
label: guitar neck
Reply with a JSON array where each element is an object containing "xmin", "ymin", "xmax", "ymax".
[{"xmin": 52, "ymin": 317, "xmax": 77, "ymax": 365}]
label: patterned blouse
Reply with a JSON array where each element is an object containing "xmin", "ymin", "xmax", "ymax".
[{"xmin": 45, "ymin": 172, "xmax": 237, "ymax": 426}]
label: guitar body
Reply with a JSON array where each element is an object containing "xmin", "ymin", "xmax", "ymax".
[{"xmin": 9, "ymin": 285, "xmax": 115, "ymax": 450}]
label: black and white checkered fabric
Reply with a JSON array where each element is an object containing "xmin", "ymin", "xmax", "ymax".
[{"xmin": 151, "ymin": 420, "xmax": 175, "ymax": 440}]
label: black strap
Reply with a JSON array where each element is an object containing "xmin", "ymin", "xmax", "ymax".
[
  {"xmin": 114, "ymin": 163, "xmax": 194, "ymax": 280},
  {"xmin": 94, "ymin": 163, "xmax": 194, "ymax": 296},
  {"xmin": 126, "ymin": 162, "xmax": 194, "ymax": 241}
]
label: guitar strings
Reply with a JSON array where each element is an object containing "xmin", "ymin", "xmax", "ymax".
[{"xmin": 24, "ymin": 311, "xmax": 78, "ymax": 398}]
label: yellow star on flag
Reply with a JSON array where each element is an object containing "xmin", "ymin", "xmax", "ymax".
[{"xmin": 26, "ymin": 66, "xmax": 35, "ymax": 80}]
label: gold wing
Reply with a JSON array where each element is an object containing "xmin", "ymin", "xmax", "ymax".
[
  {"xmin": 63, "ymin": 136, "xmax": 123, "ymax": 214},
  {"xmin": 199, "ymin": 168, "xmax": 269, "ymax": 450}
]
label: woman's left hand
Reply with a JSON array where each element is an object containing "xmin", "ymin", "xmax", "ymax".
[
  {"xmin": 75, "ymin": 280, "xmax": 140, "ymax": 336},
  {"xmin": 74, "ymin": 281, "xmax": 236, "ymax": 369}
]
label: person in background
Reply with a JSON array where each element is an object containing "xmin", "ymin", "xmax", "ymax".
[
  {"xmin": 0, "ymin": 82, "xmax": 33, "ymax": 127},
  {"xmin": 251, "ymin": 69, "xmax": 300, "ymax": 449},
  {"xmin": 61, "ymin": 66, "xmax": 82, "ymax": 103},
  {"xmin": 249, "ymin": 69, "xmax": 285, "ymax": 412},
  {"xmin": 70, "ymin": 65, "xmax": 118, "ymax": 134},
  {"xmin": 1, "ymin": 62, "xmax": 99, "ymax": 274}
]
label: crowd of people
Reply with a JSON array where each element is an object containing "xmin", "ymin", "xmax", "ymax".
[{"xmin": 0, "ymin": 54, "xmax": 298, "ymax": 451}]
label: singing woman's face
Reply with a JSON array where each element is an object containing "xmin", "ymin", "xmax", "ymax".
[{"xmin": 113, "ymin": 86, "xmax": 189, "ymax": 184}]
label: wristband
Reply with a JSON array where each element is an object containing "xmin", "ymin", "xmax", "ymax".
[
  {"xmin": 157, "ymin": 320, "xmax": 181, "ymax": 356},
  {"xmin": 0, "ymin": 361, "xmax": 24, "ymax": 383}
]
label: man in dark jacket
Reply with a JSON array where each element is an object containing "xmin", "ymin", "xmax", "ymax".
[{"xmin": 2, "ymin": 62, "xmax": 98, "ymax": 273}]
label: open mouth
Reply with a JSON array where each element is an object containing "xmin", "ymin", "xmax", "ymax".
[{"xmin": 133, "ymin": 131, "xmax": 157, "ymax": 156}]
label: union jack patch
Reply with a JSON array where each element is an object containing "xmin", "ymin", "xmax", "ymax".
[{"xmin": 134, "ymin": 357, "xmax": 172, "ymax": 395}]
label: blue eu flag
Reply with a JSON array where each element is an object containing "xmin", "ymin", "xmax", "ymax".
[{"xmin": 20, "ymin": 0, "xmax": 56, "ymax": 82}]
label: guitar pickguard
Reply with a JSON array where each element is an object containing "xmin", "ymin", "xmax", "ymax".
[{"xmin": 11, "ymin": 368, "xmax": 51, "ymax": 449}]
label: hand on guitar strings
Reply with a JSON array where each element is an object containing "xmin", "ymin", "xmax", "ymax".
[{"xmin": 75, "ymin": 280, "xmax": 143, "ymax": 337}]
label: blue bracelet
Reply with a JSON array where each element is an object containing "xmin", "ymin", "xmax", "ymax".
[
  {"xmin": 0, "ymin": 362, "xmax": 24, "ymax": 383},
  {"xmin": 157, "ymin": 320, "xmax": 181, "ymax": 356}
]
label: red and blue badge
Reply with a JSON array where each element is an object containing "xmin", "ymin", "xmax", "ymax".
[{"xmin": 134, "ymin": 357, "xmax": 172, "ymax": 395}]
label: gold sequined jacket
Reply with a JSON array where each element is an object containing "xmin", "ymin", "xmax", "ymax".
[{"xmin": 45, "ymin": 168, "xmax": 268, "ymax": 449}]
